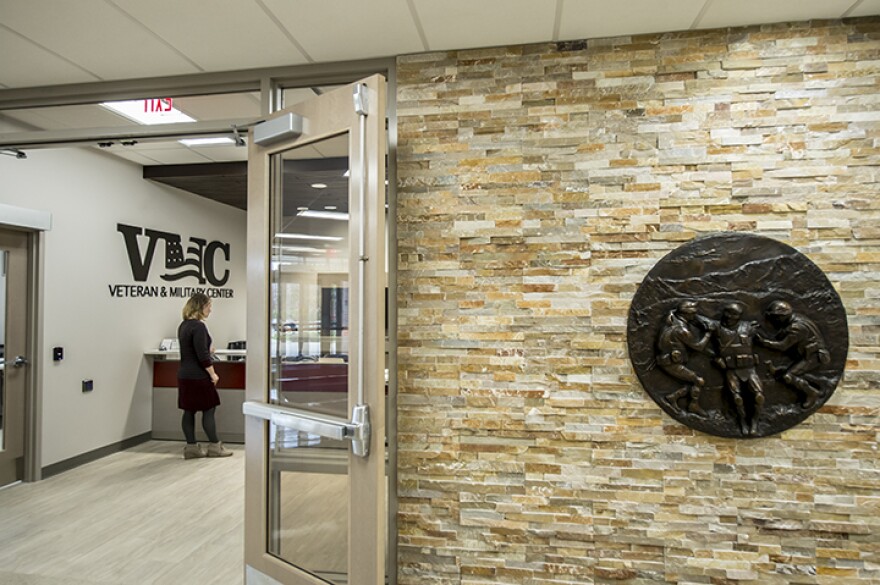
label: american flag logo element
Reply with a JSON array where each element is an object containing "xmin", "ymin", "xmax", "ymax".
[{"xmin": 160, "ymin": 237, "xmax": 208, "ymax": 284}]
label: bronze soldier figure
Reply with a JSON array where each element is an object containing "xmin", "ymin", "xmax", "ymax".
[
  {"xmin": 656, "ymin": 301, "xmax": 712, "ymax": 416},
  {"xmin": 758, "ymin": 300, "xmax": 830, "ymax": 409},
  {"xmin": 712, "ymin": 302, "xmax": 765, "ymax": 436}
]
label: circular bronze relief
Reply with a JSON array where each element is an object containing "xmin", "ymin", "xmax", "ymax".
[{"xmin": 627, "ymin": 233, "xmax": 848, "ymax": 439}]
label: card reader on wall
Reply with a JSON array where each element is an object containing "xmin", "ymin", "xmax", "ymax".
[{"xmin": 254, "ymin": 113, "xmax": 303, "ymax": 146}]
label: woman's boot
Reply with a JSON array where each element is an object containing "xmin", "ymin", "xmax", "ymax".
[{"xmin": 207, "ymin": 442, "xmax": 233, "ymax": 457}]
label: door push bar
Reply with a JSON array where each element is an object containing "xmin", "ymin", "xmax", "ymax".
[{"xmin": 243, "ymin": 401, "xmax": 371, "ymax": 457}]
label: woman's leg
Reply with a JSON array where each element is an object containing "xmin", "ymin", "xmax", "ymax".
[
  {"xmin": 202, "ymin": 408, "xmax": 232, "ymax": 457},
  {"xmin": 201, "ymin": 407, "xmax": 220, "ymax": 444},
  {"xmin": 181, "ymin": 410, "xmax": 197, "ymax": 444}
]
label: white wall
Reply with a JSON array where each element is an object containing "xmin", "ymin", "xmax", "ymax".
[{"xmin": 0, "ymin": 146, "xmax": 246, "ymax": 466}]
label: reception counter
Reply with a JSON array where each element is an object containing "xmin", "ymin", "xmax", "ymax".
[
  {"xmin": 146, "ymin": 351, "xmax": 350, "ymax": 443},
  {"xmin": 147, "ymin": 350, "xmax": 247, "ymax": 443}
]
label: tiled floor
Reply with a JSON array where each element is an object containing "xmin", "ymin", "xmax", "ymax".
[{"xmin": 0, "ymin": 441, "xmax": 244, "ymax": 585}]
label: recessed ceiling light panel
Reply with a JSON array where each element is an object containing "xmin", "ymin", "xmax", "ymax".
[
  {"xmin": 275, "ymin": 233, "xmax": 343, "ymax": 242},
  {"xmin": 101, "ymin": 100, "xmax": 196, "ymax": 125},
  {"xmin": 179, "ymin": 137, "xmax": 235, "ymax": 147}
]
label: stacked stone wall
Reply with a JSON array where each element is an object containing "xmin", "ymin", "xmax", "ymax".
[{"xmin": 396, "ymin": 18, "xmax": 880, "ymax": 584}]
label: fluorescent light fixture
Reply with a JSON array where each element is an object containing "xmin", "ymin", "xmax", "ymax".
[
  {"xmin": 272, "ymin": 261, "xmax": 303, "ymax": 269},
  {"xmin": 276, "ymin": 245, "xmax": 325, "ymax": 254},
  {"xmin": 297, "ymin": 210, "xmax": 349, "ymax": 221},
  {"xmin": 101, "ymin": 100, "xmax": 196, "ymax": 125},
  {"xmin": 179, "ymin": 137, "xmax": 235, "ymax": 147},
  {"xmin": 311, "ymin": 183, "xmax": 328, "ymax": 189},
  {"xmin": 275, "ymin": 233, "xmax": 343, "ymax": 242}
]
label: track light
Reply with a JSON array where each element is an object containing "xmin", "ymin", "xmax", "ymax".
[
  {"xmin": 0, "ymin": 148, "xmax": 27, "ymax": 159},
  {"xmin": 232, "ymin": 125, "xmax": 246, "ymax": 147}
]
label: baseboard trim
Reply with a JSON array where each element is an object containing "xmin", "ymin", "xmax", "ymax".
[{"xmin": 41, "ymin": 432, "xmax": 153, "ymax": 479}]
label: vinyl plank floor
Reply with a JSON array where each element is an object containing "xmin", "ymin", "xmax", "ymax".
[
  {"xmin": 278, "ymin": 471, "xmax": 348, "ymax": 577},
  {"xmin": 0, "ymin": 441, "xmax": 245, "ymax": 585}
]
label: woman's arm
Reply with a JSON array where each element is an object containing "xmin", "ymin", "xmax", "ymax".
[
  {"xmin": 193, "ymin": 322, "xmax": 219, "ymax": 384},
  {"xmin": 205, "ymin": 364, "xmax": 219, "ymax": 385}
]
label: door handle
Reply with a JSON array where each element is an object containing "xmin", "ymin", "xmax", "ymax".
[
  {"xmin": 243, "ymin": 401, "xmax": 371, "ymax": 457},
  {"xmin": 13, "ymin": 355, "xmax": 28, "ymax": 367}
]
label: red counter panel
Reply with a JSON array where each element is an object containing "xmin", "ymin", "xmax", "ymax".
[
  {"xmin": 152, "ymin": 360, "xmax": 246, "ymax": 389},
  {"xmin": 151, "ymin": 361, "xmax": 347, "ymax": 393}
]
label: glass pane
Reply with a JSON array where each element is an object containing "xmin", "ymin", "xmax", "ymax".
[
  {"xmin": 0, "ymin": 252, "xmax": 5, "ymax": 451},
  {"xmin": 282, "ymin": 86, "xmax": 344, "ymax": 111},
  {"xmin": 0, "ymin": 91, "xmax": 261, "ymax": 131},
  {"xmin": 0, "ymin": 92, "xmax": 261, "ymax": 167},
  {"xmin": 268, "ymin": 133, "xmax": 351, "ymax": 584}
]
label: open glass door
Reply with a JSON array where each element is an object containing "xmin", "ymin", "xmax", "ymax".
[{"xmin": 244, "ymin": 75, "xmax": 386, "ymax": 585}]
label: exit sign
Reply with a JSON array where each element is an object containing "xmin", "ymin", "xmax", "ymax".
[
  {"xmin": 144, "ymin": 98, "xmax": 173, "ymax": 112},
  {"xmin": 101, "ymin": 98, "xmax": 195, "ymax": 125}
]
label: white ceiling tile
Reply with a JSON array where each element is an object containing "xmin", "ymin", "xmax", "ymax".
[
  {"xmin": 184, "ymin": 144, "xmax": 248, "ymax": 162},
  {"xmin": 0, "ymin": 114, "xmax": 30, "ymax": 132},
  {"xmin": 114, "ymin": 145, "xmax": 213, "ymax": 165},
  {"xmin": 0, "ymin": 98, "xmax": 258, "ymax": 135},
  {"xmin": 173, "ymin": 93, "xmax": 262, "ymax": 122},
  {"xmin": 261, "ymin": 0, "xmax": 424, "ymax": 61},
  {"xmin": 2, "ymin": 0, "xmax": 199, "ymax": 80},
  {"xmin": 3, "ymin": 105, "xmax": 135, "ymax": 131},
  {"xmin": 3, "ymin": 0, "xmax": 875, "ymax": 172},
  {"xmin": 312, "ymin": 134, "xmax": 349, "ymax": 158},
  {"xmin": 0, "ymin": 28, "xmax": 99, "ymax": 88},
  {"xmin": 0, "ymin": 110, "xmax": 51, "ymax": 131},
  {"xmin": 849, "ymin": 0, "xmax": 880, "ymax": 17},
  {"xmin": 117, "ymin": 139, "xmax": 185, "ymax": 152},
  {"xmin": 110, "ymin": 0, "xmax": 309, "ymax": 70},
  {"xmin": 283, "ymin": 87, "xmax": 328, "ymax": 108},
  {"xmin": 560, "ymin": 0, "xmax": 706, "ymax": 41},
  {"xmin": 281, "ymin": 145, "xmax": 326, "ymax": 160},
  {"xmin": 698, "ymin": 0, "xmax": 856, "ymax": 29},
  {"xmin": 96, "ymin": 147, "xmax": 163, "ymax": 166},
  {"xmin": 414, "ymin": 0, "xmax": 556, "ymax": 51}
]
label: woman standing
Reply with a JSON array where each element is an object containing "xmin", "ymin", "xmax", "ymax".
[{"xmin": 177, "ymin": 292, "xmax": 233, "ymax": 459}]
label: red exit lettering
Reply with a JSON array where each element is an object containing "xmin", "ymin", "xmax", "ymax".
[{"xmin": 143, "ymin": 98, "xmax": 173, "ymax": 113}]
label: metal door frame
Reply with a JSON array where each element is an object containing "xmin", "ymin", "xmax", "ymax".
[
  {"xmin": 0, "ymin": 213, "xmax": 49, "ymax": 484},
  {"xmin": 0, "ymin": 58, "xmax": 399, "ymax": 577},
  {"xmin": 244, "ymin": 74, "xmax": 387, "ymax": 585}
]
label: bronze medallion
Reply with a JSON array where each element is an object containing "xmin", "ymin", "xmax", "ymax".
[{"xmin": 627, "ymin": 233, "xmax": 848, "ymax": 439}]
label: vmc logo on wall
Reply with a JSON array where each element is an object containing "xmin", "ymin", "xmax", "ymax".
[{"xmin": 109, "ymin": 223, "xmax": 235, "ymax": 299}]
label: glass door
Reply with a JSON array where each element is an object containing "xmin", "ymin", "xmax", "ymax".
[
  {"xmin": 0, "ymin": 228, "xmax": 30, "ymax": 486},
  {"xmin": 244, "ymin": 75, "xmax": 386, "ymax": 585}
]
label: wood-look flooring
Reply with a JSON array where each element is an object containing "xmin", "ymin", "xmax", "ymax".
[
  {"xmin": 278, "ymin": 472, "xmax": 348, "ymax": 579},
  {"xmin": 0, "ymin": 441, "xmax": 245, "ymax": 585}
]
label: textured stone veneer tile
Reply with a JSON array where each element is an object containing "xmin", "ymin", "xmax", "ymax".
[{"xmin": 397, "ymin": 17, "xmax": 880, "ymax": 585}]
